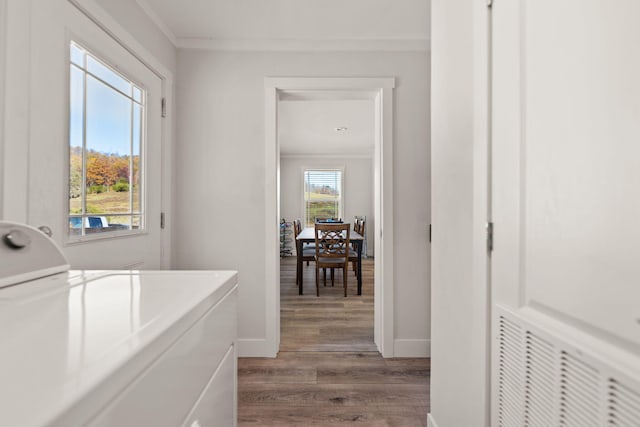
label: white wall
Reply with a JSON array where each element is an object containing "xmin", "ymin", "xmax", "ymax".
[
  {"xmin": 280, "ymin": 156, "xmax": 374, "ymax": 257},
  {"xmin": 429, "ymin": 0, "xmax": 490, "ymax": 426},
  {"xmin": 175, "ymin": 50, "xmax": 430, "ymax": 357},
  {"xmin": 0, "ymin": 0, "xmax": 6, "ymax": 218},
  {"xmin": 0, "ymin": 0, "xmax": 30, "ymax": 222}
]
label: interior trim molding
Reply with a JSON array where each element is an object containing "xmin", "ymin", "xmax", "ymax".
[
  {"xmin": 237, "ymin": 339, "xmax": 277, "ymax": 358},
  {"xmin": 130, "ymin": 0, "xmax": 430, "ymax": 53},
  {"xmin": 394, "ymin": 339, "xmax": 431, "ymax": 357},
  {"xmin": 280, "ymin": 153, "xmax": 373, "ymax": 160},
  {"xmin": 265, "ymin": 76, "xmax": 395, "ymax": 358},
  {"xmin": 427, "ymin": 413, "xmax": 439, "ymax": 427},
  {"xmin": 177, "ymin": 37, "xmax": 430, "ymax": 52}
]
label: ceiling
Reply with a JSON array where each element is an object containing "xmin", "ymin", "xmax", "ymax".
[
  {"xmin": 278, "ymin": 98, "xmax": 375, "ymax": 156},
  {"xmin": 135, "ymin": 0, "xmax": 430, "ymax": 50}
]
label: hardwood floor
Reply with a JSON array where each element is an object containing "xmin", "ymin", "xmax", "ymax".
[{"xmin": 238, "ymin": 257, "xmax": 431, "ymax": 426}]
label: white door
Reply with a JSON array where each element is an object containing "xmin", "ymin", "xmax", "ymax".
[
  {"xmin": 27, "ymin": 0, "xmax": 163, "ymax": 269},
  {"xmin": 492, "ymin": 1, "xmax": 640, "ymax": 424}
]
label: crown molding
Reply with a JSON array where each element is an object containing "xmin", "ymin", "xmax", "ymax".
[
  {"xmin": 133, "ymin": 1, "xmax": 428, "ymax": 53},
  {"xmin": 177, "ymin": 37, "xmax": 430, "ymax": 52},
  {"xmin": 135, "ymin": 0, "xmax": 178, "ymax": 47}
]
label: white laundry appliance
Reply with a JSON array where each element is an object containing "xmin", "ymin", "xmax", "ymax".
[{"xmin": 0, "ymin": 221, "xmax": 238, "ymax": 427}]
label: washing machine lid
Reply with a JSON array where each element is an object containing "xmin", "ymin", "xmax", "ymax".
[{"xmin": 0, "ymin": 221, "xmax": 69, "ymax": 289}]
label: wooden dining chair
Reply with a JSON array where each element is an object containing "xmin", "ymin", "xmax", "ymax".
[
  {"xmin": 295, "ymin": 219, "xmax": 315, "ymax": 266},
  {"xmin": 294, "ymin": 219, "xmax": 315, "ymax": 287},
  {"xmin": 349, "ymin": 217, "xmax": 365, "ymax": 276},
  {"xmin": 314, "ymin": 223, "xmax": 350, "ymax": 297}
]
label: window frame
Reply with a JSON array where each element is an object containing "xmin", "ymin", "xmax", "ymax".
[
  {"xmin": 302, "ymin": 167, "xmax": 345, "ymax": 227},
  {"xmin": 66, "ymin": 39, "xmax": 148, "ymax": 243}
]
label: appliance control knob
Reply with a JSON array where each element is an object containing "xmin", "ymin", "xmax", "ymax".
[
  {"xmin": 38, "ymin": 225, "xmax": 53, "ymax": 238},
  {"xmin": 3, "ymin": 229, "xmax": 31, "ymax": 249}
]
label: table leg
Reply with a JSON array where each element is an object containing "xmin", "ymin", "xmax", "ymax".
[
  {"xmin": 357, "ymin": 240, "xmax": 363, "ymax": 295},
  {"xmin": 297, "ymin": 239, "xmax": 303, "ymax": 295}
]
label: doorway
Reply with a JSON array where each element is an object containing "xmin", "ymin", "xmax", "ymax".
[
  {"xmin": 2, "ymin": 0, "xmax": 173, "ymax": 270},
  {"xmin": 264, "ymin": 77, "xmax": 395, "ymax": 357}
]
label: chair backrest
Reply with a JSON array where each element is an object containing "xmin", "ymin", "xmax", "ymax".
[
  {"xmin": 314, "ymin": 223, "xmax": 350, "ymax": 259},
  {"xmin": 293, "ymin": 219, "xmax": 301, "ymax": 237},
  {"xmin": 352, "ymin": 217, "xmax": 365, "ymax": 236}
]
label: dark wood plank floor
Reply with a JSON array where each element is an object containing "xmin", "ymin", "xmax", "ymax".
[{"xmin": 238, "ymin": 257, "xmax": 431, "ymax": 426}]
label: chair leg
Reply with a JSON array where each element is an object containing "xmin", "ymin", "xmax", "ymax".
[
  {"xmin": 323, "ymin": 268, "xmax": 327, "ymax": 286},
  {"xmin": 331, "ymin": 268, "xmax": 335, "ymax": 286},
  {"xmin": 343, "ymin": 266, "xmax": 348, "ymax": 297},
  {"xmin": 315, "ymin": 265, "xmax": 320, "ymax": 297},
  {"xmin": 307, "ymin": 261, "xmax": 309, "ymax": 266}
]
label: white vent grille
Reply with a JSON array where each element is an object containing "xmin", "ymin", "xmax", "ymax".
[
  {"xmin": 559, "ymin": 352, "xmax": 600, "ymax": 427},
  {"xmin": 497, "ymin": 316, "xmax": 525, "ymax": 426},
  {"xmin": 608, "ymin": 379, "xmax": 640, "ymax": 426},
  {"xmin": 524, "ymin": 332, "xmax": 556, "ymax": 427},
  {"xmin": 493, "ymin": 306, "xmax": 640, "ymax": 427}
]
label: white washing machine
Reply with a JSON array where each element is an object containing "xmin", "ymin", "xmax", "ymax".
[{"xmin": 0, "ymin": 221, "xmax": 238, "ymax": 427}]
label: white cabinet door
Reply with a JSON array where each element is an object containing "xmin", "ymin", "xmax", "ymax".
[
  {"xmin": 25, "ymin": 0, "xmax": 163, "ymax": 269},
  {"xmin": 492, "ymin": 0, "xmax": 640, "ymax": 362}
]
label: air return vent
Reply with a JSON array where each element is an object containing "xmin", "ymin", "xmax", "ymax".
[
  {"xmin": 497, "ymin": 316, "xmax": 524, "ymax": 427},
  {"xmin": 524, "ymin": 332, "xmax": 555, "ymax": 427},
  {"xmin": 559, "ymin": 352, "xmax": 600, "ymax": 427},
  {"xmin": 608, "ymin": 379, "xmax": 640, "ymax": 426},
  {"xmin": 494, "ymin": 306, "xmax": 640, "ymax": 427}
]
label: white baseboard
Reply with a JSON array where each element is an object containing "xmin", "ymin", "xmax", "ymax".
[
  {"xmin": 240, "ymin": 338, "xmax": 431, "ymax": 358},
  {"xmin": 427, "ymin": 413, "xmax": 439, "ymax": 427},
  {"xmin": 393, "ymin": 339, "xmax": 431, "ymax": 357},
  {"xmin": 237, "ymin": 338, "xmax": 277, "ymax": 357}
]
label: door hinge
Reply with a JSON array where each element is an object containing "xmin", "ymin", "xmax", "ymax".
[
  {"xmin": 160, "ymin": 212, "xmax": 166, "ymax": 229},
  {"xmin": 161, "ymin": 97, "xmax": 167, "ymax": 118},
  {"xmin": 429, "ymin": 224, "xmax": 432, "ymax": 243},
  {"xmin": 487, "ymin": 0, "xmax": 493, "ymax": 7},
  {"xmin": 486, "ymin": 222, "xmax": 494, "ymax": 253}
]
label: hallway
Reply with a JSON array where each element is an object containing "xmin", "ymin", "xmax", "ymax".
[{"xmin": 238, "ymin": 258, "xmax": 430, "ymax": 425}]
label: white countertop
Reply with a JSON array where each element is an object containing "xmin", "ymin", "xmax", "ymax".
[{"xmin": 0, "ymin": 269, "xmax": 238, "ymax": 427}]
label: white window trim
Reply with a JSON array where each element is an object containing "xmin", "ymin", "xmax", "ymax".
[{"xmin": 66, "ymin": 39, "xmax": 147, "ymax": 243}]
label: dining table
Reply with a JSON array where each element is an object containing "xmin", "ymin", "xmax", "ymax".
[{"xmin": 295, "ymin": 226, "xmax": 364, "ymax": 296}]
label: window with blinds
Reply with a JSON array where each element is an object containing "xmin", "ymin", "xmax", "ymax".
[{"xmin": 303, "ymin": 169, "xmax": 343, "ymax": 227}]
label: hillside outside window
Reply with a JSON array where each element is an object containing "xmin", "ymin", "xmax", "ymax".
[{"xmin": 303, "ymin": 169, "xmax": 343, "ymax": 227}]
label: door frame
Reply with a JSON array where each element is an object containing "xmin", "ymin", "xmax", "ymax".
[
  {"xmin": 69, "ymin": 0, "xmax": 174, "ymax": 269},
  {"xmin": 264, "ymin": 77, "xmax": 395, "ymax": 357}
]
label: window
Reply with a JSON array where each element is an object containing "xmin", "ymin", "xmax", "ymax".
[
  {"xmin": 303, "ymin": 169, "xmax": 343, "ymax": 227},
  {"xmin": 68, "ymin": 41, "xmax": 144, "ymax": 238}
]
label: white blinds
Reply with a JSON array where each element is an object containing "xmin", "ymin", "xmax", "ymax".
[{"xmin": 303, "ymin": 169, "xmax": 342, "ymax": 226}]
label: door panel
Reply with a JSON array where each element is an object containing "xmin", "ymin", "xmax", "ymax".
[
  {"xmin": 493, "ymin": 0, "xmax": 640, "ymax": 359},
  {"xmin": 522, "ymin": 0, "xmax": 640, "ymax": 346},
  {"xmin": 492, "ymin": 2, "xmax": 640, "ymax": 425},
  {"xmin": 27, "ymin": 0, "xmax": 162, "ymax": 269}
]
